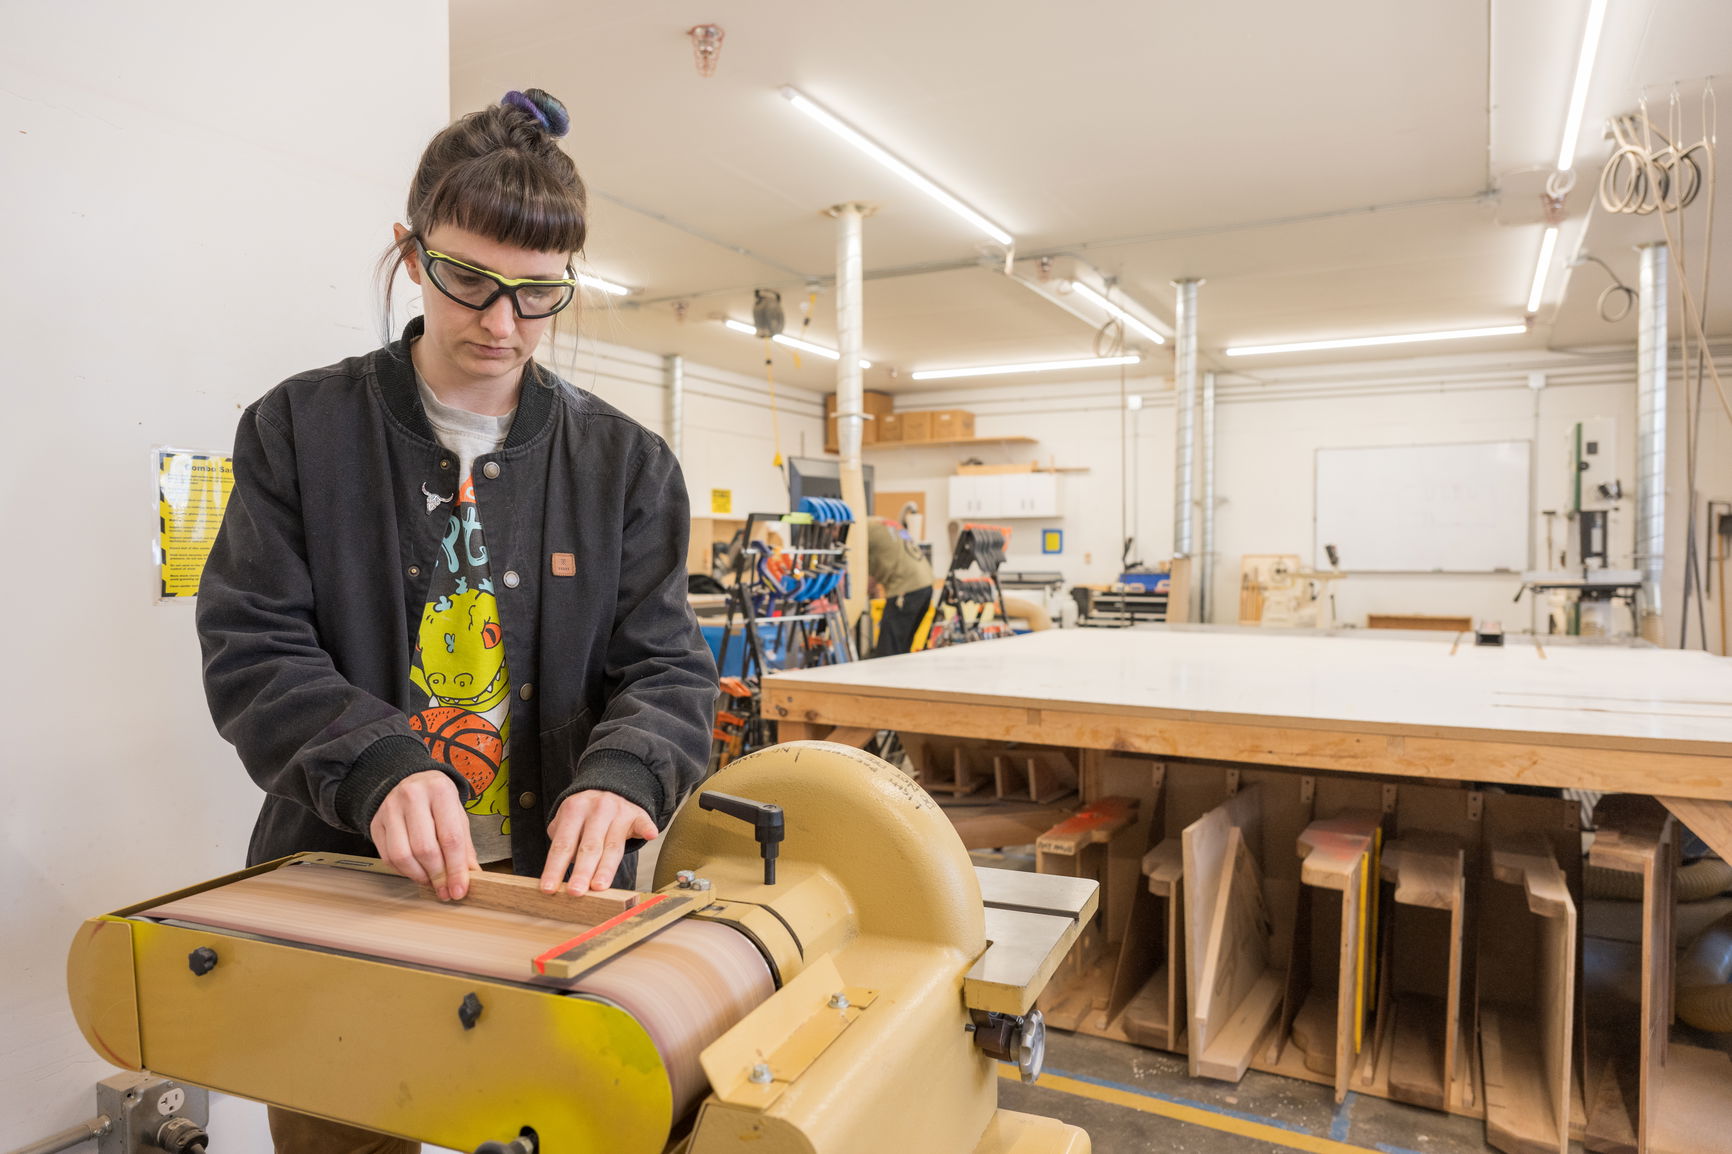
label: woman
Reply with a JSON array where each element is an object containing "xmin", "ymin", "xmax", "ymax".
[{"xmin": 196, "ymin": 88, "xmax": 717, "ymax": 1153}]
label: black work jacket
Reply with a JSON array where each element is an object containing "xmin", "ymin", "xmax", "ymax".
[{"xmin": 196, "ymin": 319, "xmax": 717, "ymax": 878}]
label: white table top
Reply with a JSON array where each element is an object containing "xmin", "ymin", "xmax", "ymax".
[{"xmin": 767, "ymin": 628, "xmax": 1732, "ymax": 754}]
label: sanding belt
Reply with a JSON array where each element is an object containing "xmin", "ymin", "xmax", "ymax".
[{"xmin": 143, "ymin": 863, "xmax": 775, "ymax": 1115}]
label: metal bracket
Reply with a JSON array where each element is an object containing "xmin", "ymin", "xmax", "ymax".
[
  {"xmin": 1467, "ymin": 791, "xmax": 1485, "ymax": 822},
  {"xmin": 1226, "ymin": 769, "xmax": 1241, "ymax": 796},
  {"xmin": 1382, "ymin": 784, "xmax": 1400, "ymax": 815},
  {"xmin": 1299, "ymin": 776, "xmax": 1316, "ymax": 806}
]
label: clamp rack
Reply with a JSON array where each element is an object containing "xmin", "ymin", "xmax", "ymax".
[
  {"xmin": 712, "ymin": 498, "xmax": 857, "ymax": 766},
  {"xmin": 928, "ymin": 523, "xmax": 1014, "ymax": 649}
]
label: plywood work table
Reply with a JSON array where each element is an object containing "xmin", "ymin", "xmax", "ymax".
[
  {"xmin": 764, "ymin": 626, "xmax": 1732, "ymax": 831},
  {"xmin": 767, "ymin": 627, "xmax": 1732, "ymax": 1154}
]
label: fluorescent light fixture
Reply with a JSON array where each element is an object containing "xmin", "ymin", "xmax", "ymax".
[
  {"xmin": 911, "ymin": 355, "xmax": 1141, "ymax": 381},
  {"xmin": 1223, "ymin": 325, "xmax": 1529, "ymax": 357},
  {"xmin": 1527, "ymin": 226, "xmax": 1560, "ymax": 314},
  {"xmin": 1556, "ymin": 0, "xmax": 1609, "ymax": 171},
  {"xmin": 780, "ymin": 86, "xmax": 1013, "ymax": 246},
  {"xmin": 724, "ymin": 318, "xmax": 871, "ymax": 368},
  {"xmin": 1066, "ymin": 280, "xmax": 1166, "ymax": 344},
  {"xmin": 578, "ymin": 273, "xmax": 631, "ymax": 296}
]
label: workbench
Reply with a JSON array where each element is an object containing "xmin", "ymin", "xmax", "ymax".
[
  {"xmin": 767, "ymin": 627, "xmax": 1732, "ymax": 811},
  {"xmin": 763, "ymin": 626, "xmax": 1732, "ymax": 1154}
]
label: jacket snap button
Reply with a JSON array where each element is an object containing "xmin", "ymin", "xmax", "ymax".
[
  {"xmin": 503, "ymin": 570, "xmax": 520, "ymax": 588},
  {"xmin": 439, "ymin": 458, "xmax": 451, "ymax": 470},
  {"xmin": 518, "ymin": 792, "xmax": 536, "ymax": 809},
  {"xmin": 483, "ymin": 461, "xmax": 501, "ymax": 479},
  {"xmin": 519, "ymin": 683, "xmax": 534, "ymax": 701},
  {"xmin": 407, "ymin": 565, "xmax": 421, "ymax": 577}
]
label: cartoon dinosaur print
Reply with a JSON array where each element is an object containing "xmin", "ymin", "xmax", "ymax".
[{"xmin": 411, "ymin": 585, "xmax": 509, "ymax": 713}]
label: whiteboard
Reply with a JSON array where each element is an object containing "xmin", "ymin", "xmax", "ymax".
[{"xmin": 1314, "ymin": 441, "xmax": 1530, "ymax": 573}]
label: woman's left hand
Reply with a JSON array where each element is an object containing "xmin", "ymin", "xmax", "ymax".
[{"xmin": 541, "ymin": 790, "xmax": 659, "ymax": 893}]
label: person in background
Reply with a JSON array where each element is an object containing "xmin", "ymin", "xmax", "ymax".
[
  {"xmin": 866, "ymin": 515, "xmax": 935, "ymax": 656},
  {"xmin": 195, "ymin": 88, "xmax": 717, "ymax": 1154}
]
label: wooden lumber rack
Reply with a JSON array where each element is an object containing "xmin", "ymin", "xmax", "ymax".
[{"xmin": 765, "ymin": 627, "xmax": 1732, "ymax": 1154}]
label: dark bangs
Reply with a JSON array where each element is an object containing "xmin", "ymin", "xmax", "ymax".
[{"xmin": 421, "ymin": 149, "xmax": 587, "ymax": 256}]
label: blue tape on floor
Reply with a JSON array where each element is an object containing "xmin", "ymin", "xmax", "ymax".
[{"xmin": 1330, "ymin": 1092, "xmax": 1355, "ymax": 1142}]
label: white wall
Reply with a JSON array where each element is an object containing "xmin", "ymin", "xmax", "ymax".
[
  {"xmin": 0, "ymin": 3, "xmax": 447, "ymax": 1146},
  {"xmin": 546, "ymin": 334, "xmax": 826, "ymax": 518},
  {"xmin": 870, "ymin": 346, "xmax": 1732, "ymax": 647}
]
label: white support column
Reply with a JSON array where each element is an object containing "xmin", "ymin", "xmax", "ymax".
[
  {"xmin": 829, "ymin": 203, "xmax": 875, "ymax": 634},
  {"xmin": 1200, "ymin": 369, "xmax": 1217, "ymax": 624},
  {"xmin": 1635, "ymin": 243, "xmax": 1667, "ymax": 642},
  {"xmin": 663, "ymin": 354, "xmax": 684, "ymax": 459},
  {"xmin": 1173, "ymin": 279, "xmax": 1202, "ymax": 622}
]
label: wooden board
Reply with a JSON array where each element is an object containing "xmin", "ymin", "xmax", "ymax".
[
  {"xmin": 1479, "ymin": 836, "xmax": 1576, "ymax": 1154},
  {"xmin": 1588, "ymin": 798, "xmax": 1666, "ymax": 1154},
  {"xmin": 1290, "ymin": 811, "xmax": 1382, "ymax": 1102},
  {"xmin": 1183, "ymin": 787, "xmax": 1279, "ymax": 1081},
  {"xmin": 1381, "ymin": 833, "xmax": 1468, "ymax": 1114}
]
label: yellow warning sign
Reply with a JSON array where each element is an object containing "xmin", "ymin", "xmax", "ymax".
[
  {"xmin": 157, "ymin": 449, "xmax": 234, "ymax": 598},
  {"xmin": 710, "ymin": 488, "xmax": 733, "ymax": 514}
]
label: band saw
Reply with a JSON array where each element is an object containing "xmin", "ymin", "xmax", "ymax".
[{"xmin": 66, "ymin": 741, "xmax": 1098, "ymax": 1153}]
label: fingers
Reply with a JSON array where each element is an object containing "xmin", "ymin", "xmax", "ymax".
[
  {"xmin": 543, "ymin": 792, "xmax": 658, "ymax": 894},
  {"xmin": 432, "ymin": 787, "xmax": 475, "ymax": 901},
  {"xmin": 370, "ymin": 771, "xmax": 474, "ymax": 900}
]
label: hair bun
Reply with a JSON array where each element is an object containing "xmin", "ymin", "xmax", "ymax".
[{"xmin": 501, "ymin": 88, "xmax": 570, "ymax": 138}]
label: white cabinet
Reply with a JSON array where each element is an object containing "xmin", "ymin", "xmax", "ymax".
[{"xmin": 947, "ymin": 473, "xmax": 1059, "ymax": 518}]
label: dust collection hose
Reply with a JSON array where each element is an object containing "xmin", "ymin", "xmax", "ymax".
[
  {"xmin": 1584, "ymin": 857, "xmax": 1732, "ymax": 903},
  {"xmin": 1677, "ymin": 911, "xmax": 1732, "ymax": 1033}
]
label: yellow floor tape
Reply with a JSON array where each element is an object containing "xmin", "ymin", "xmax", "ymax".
[{"xmin": 1000, "ymin": 1067, "xmax": 1385, "ymax": 1154}]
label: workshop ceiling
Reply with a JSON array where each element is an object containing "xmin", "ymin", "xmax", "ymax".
[{"xmin": 450, "ymin": 1, "xmax": 1732, "ymax": 392}]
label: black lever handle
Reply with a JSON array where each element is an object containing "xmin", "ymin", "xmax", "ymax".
[{"xmin": 699, "ymin": 791, "xmax": 784, "ymax": 885}]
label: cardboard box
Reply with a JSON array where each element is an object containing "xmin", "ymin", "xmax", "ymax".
[
  {"xmin": 931, "ymin": 409, "xmax": 975, "ymax": 440},
  {"xmin": 899, "ymin": 411, "xmax": 934, "ymax": 442},
  {"xmin": 878, "ymin": 413, "xmax": 903, "ymax": 442},
  {"xmin": 825, "ymin": 391, "xmax": 892, "ymax": 453}
]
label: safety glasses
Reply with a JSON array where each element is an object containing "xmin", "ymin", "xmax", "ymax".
[{"xmin": 418, "ymin": 244, "xmax": 578, "ymax": 319}]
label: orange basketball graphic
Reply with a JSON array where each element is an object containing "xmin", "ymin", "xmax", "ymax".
[{"xmin": 411, "ymin": 706, "xmax": 502, "ymax": 794}]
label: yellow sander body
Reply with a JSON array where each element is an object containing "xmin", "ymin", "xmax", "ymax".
[{"xmin": 67, "ymin": 741, "xmax": 1096, "ymax": 1153}]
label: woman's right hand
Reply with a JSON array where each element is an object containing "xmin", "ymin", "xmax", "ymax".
[{"xmin": 369, "ymin": 770, "xmax": 478, "ymax": 900}]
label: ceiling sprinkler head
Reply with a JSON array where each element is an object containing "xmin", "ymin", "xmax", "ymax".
[{"xmin": 688, "ymin": 24, "xmax": 725, "ymax": 78}]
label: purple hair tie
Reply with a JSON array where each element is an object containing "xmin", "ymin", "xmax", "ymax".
[{"xmin": 501, "ymin": 88, "xmax": 570, "ymax": 138}]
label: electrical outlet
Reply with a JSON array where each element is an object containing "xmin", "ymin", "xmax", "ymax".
[{"xmin": 95, "ymin": 1072, "xmax": 208, "ymax": 1154}]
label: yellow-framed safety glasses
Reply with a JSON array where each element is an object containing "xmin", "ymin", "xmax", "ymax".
[{"xmin": 418, "ymin": 243, "xmax": 578, "ymax": 319}]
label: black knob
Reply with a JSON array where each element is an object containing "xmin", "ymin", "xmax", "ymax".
[
  {"xmin": 187, "ymin": 947, "xmax": 218, "ymax": 976},
  {"xmin": 699, "ymin": 791, "xmax": 784, "ymax": 885},
  {"xmin": 459, "ymin": 991, "xmax": 483, "ymax": 1030}
]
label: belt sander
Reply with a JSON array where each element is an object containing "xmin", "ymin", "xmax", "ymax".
[{"xmin": 66, "ymin": 741, "xmax": 1098, "ymax": 1153}]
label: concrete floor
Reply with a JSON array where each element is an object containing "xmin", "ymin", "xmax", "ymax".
[{"xmin": 999, "ymin": 1023, "xmax": 1496, "ymax": 1154}]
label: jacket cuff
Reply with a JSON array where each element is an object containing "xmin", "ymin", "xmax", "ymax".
[
  {"xmin": 335, "ymin": 734, "xmax": 471, "ymax": 833},
  {"xmin": 556, "ymin": 748, "xmax": 666, "ymax": 828}
]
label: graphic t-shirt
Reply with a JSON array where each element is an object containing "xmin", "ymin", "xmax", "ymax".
[{"xmin": 408, "ymin": 375, "xmax": 515, "ymax": 863}]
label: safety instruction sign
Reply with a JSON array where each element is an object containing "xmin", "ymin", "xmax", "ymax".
[
  {"xmin": 156, "ymin": 449, "xmax": 234, "ymax": 599},
  {"xmin": 711, "ymin": 488, "xmax": 733, "ymax": 514}
]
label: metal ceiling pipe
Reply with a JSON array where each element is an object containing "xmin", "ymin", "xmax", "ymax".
[
  {"xmin": 830, "ymin": 203, "xmax": 873, "ymax": 633},
  {"xmin": 1173, "ymin": 279, "xmax": 1201, "ymax": 621},
  {"xmin": 664, "ymin": 354, "xmax": 685, "ymax": 459},
  {"xmin": 1635, "ymin": 243, "xmax": 1667, "ymax": 642},
  {"xmin": 1200, "ymin": 369, "xmax": 1217, "ymax": 624}
]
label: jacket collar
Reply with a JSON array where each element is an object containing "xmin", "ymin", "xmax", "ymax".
[{"xmin": 375, "ymin": 316, "xmax": 555, "ymax": 450}]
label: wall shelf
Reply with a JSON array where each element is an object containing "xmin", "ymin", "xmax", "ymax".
[{"xmin": 863, "ymin": 436, "xmax": 1037, "ymax": 449}]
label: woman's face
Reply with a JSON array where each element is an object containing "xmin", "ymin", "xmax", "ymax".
[{"xmin": 399, "ymin": 223, "xmax": 569, "ymax": 391}]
